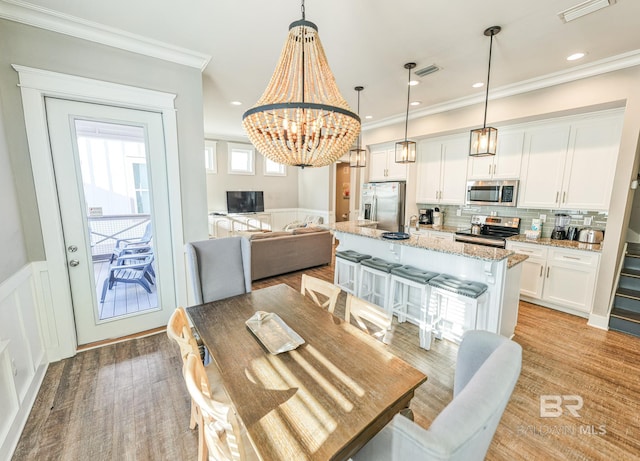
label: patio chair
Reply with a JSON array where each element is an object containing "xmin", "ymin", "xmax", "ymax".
[
  {"xmin": 109, "ymin": 221, "xmax": 153, "ymax": 263},
  {"xmin": 100, "ymin": 253, "xmax": 155, "ymax": 303}
]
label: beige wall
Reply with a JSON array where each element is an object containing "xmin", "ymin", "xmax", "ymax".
[
  {"xmin": 299, "ymin": 166, "xmax": 331, "ymax": 212},
  {"xmin": 205, "ymin": 140, "xmax": 299, "ymax": 212},
  {"xmin": 0, "ymin": 19, "xmax": 208, "ymax": 263},
  {"xmin": 362, "ymin": 66, "xmax": 640, "ymax": 319}
]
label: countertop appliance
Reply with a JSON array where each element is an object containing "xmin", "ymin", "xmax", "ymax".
[
  {"xmin": 578, "ymin": 228, "xmax": 604, "ymax": 244},
  {"xmin": 419, "ymin": 208, "xmax": 433, "ymax": 225},
  {"xmin": 361, "ymin": 181, "xmax": 406, "ymax": 232},
  {"xmin": 551, "ymin": 213, "xmax": 571, "ymax": 240},
  {"xmin": 455, "ymin": 215, "xmax": 521, "ymax": 248},
  {"xmin": 466, "ymin": 180, "xmax": 519, "ymax": 207}
]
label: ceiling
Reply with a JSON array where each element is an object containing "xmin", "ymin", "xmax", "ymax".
[{"xmin": 16, "ymin": 0, "xmax": 640, "ymax": 139}]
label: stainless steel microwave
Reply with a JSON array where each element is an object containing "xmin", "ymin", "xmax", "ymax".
[{"xmin": 466, "ymin": 180, "xmax": 519, "ymax": 207}]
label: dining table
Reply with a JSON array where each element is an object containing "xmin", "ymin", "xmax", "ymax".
[{"xmin": 186, "ymin": 283, "xmax": 427, "ymax": 461}]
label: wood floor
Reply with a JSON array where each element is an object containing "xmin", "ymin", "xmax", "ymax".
[{"xmin": 13, "ymin": 259, "xmax": 640, "ymax": 460}]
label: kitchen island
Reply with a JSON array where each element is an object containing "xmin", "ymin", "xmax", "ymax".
[{"xmin": 332, "ymin": 222, "xmax": 527, "ymax": 338}]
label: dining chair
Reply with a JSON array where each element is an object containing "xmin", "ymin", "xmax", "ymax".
[
  {"xmin": 352, "ymin": 330, "xmax": 522, "ymax": 461},
  {"xmin": 183, "ymin": 352, "xmax": 257, "ymax": 461},
  {"xmin": 300, "ymin": 274, "xmax": 341, "ymax": 313},
  {"xmin": 345, "ymin": 294, "xmax": 393, "ymax": 341},
  {"xmin": 167, "ymin": 307, "xmax": 229, "ymax": 419},
  {"xmin": 185, "ymin": 237, "xmax": 251, "ymax": 304}
]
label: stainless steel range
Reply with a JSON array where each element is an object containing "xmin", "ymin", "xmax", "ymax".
[{"xmin": 455, "ymin": 215, "xmax": 521, "ymax": 248}]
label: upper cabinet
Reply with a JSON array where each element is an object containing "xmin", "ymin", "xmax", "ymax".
[
  {"xmin": 467, "ymin": 129, "xmax": 525, "ymax": 180},
  {"xmin": 518, "ymin": 110, "xmax": 623, "ymax": 211},
  {"xmin": 368, "ymin": 144, "xmax": 407, "ymax": 181},
  {"xmin": 416, "ymin": 134, "xmax": 468, "ymax": 205}
]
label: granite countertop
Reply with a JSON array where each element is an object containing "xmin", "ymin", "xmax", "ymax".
[
  {"xmin": 417, "ymin": 224, "xmax": 461, "ymax": 233},
  {"xmin": 332, "ymin": 221, "xmax": 516, "ymax": 263},
  {"xmin": 508, "ymin": 235, "xmax": 602, "ymax": 253}
]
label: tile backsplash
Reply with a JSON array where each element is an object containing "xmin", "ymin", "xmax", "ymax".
[{"xmin": 416, "ymin": 204, "xmax": 607, "ymax": 238}]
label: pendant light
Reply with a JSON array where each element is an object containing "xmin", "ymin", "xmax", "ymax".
[
  {"xmin": 470, "ymin": 26, "xmax": 501, "ymax": 157},
  {"xmin": 350, "ymin": 86, "xmax": 366, "ymax": 168},
  {"xmin": 395, "ymin": 62, "xmax": 417, "ymax": 164},
  {"xmin": 242, "ymin": 0, "xmax": 361, "ymax": 168}
]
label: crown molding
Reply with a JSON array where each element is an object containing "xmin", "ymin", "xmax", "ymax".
[
  {"xmin": 0, "ymin": 0, "xmax": 211, "ymax": 71},
  {"xmin": 363, "ymin": 49, "xmax": 640, "ymax": 132}
]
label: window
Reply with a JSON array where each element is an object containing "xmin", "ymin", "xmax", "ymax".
[
  {"xmin": 132, "ymin": 162, "xmax": 151, "ymax": 213},
  {"xmin": 228, "ymin": 143, "xmax": 255, "ymax": 175},
  {"xmin": 205, "ymin": 140, "xmax": 217, "ymax": 173},
  {"xmin": 264, "ymin": 157, "xmax": 287, "ymax": 176}
]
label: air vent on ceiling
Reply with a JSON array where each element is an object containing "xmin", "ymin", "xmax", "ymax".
[
  {"xmin": 415, "ymin": 64, "xmax": 440, "ymax": 78},
  {"xmin": 558, "ymin": 0, "xmax": 616, "ymax": 23}
]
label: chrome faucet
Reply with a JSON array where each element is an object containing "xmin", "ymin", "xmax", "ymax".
[{"xmin": 409, "ymin": 215, "xmax": 419, "ymax": 231}]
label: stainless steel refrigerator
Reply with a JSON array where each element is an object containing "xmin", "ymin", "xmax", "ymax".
[{"xmin": 360, "ymin": 181, "xmax": 407, "ymax": 232}]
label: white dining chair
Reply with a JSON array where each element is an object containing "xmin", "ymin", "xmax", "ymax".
[
  {"xmin": 352, "ymin": 330, "xmax": 522, "ymax": 461},
  {"xmin": 345, "ymin": 294, "xmax": 393, "ymax": 342},
  {"xmin": 183, "ymin": 353, "xmax": 257, "ymax": 461},
  {"xmin": 300, "ymin": 274, "xmax": 341, "ymax": 313}
]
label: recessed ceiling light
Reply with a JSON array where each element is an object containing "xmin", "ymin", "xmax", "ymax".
[
  {"xmin": 410, "ymin": 101, "xmax": 421, "ymax": 106},
  {"xmin": 567, "ymin": 52, "xmax": 586, "ymax": 61},
  {"xmin": 408, "ymin": 80, "xmax": 419, "ymax": 86},
  {"xmin": 365, "ymin": 115, "xmax": 373, "ymax": 119},
  {"xmin": 472, "ymin": 82, "xmax": 484, "ymax": 88},
  {"xmin": 230, "ymin": 101, "xmax": 242, "ymax": 106}
]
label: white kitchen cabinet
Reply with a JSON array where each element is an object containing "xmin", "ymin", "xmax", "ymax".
[
  {"xmin": 467, "ymin": 129, "xmax": 524, "ymax": 180},
  {"xmin": 518, "ymin": 110, "xmax": 622, "ymax": 211},
  {"xmin": 416, "ymin": 135, "xmax": 468, "ymax": 205},
  {"xmin": 507, "ymin": 241, "xmax": 600, "ymax": 316},
  {"xmin": 368, "ymin": 145, "xmax": 407, "ymax": 181}
]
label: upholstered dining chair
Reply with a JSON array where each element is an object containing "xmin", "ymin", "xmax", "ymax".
[
  {"xmin": 183, "ymin": 352, "xmax": 257, "ymax": 461},
  {"xmin": 185, "ymin": 237, "xmax": 251, "ymax": 304},
  {"xmin": 345, "ymin": 294, "xmax": 393, "ymax": 342},
  {"xmin": 352, "ymin": 330, "xmax": 523, "ymax": 461},
  {"xmin": 300, "ymin": 274, "xmax": 341, "ymax": 313}
]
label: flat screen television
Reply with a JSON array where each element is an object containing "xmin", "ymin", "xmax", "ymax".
[{"xmin": 226, "ymin": 191, "xmax": 265, "ymax": 214}]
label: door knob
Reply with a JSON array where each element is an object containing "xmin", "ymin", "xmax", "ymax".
[{"xmin": 69, "ymin": 259, "xmax": 80, "ymax": 267}]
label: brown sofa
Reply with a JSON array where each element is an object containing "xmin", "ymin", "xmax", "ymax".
[{"xmin": 242, "ymin": 227, "xmax": 333, "ymax": 281}]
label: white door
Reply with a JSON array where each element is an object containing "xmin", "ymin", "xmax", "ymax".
[{"xmin": 45, "ymin": 98, "xmax": 176, "ymax": 345}]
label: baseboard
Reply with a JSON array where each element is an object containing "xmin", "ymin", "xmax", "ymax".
[
  {"xmin": 588, "ymin": 312, "xmax": 610, "ymax": 330},
  {"xmin": 0, "ymin": 361, "xmax": 48, "ymax": 461}
]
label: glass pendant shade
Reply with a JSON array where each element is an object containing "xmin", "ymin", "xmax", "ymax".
[
  {"xmin": 469, "ymin": 26, "xmax": 501, "ymax": 157},
  {"xmin": 470, "ymin": 126, "xmax": 498, "ymax": 156},
  {"xmin": 395, "ymin": 140, "xmax": 416, "ymax": 163},
  {"xmin": 242, "ymin": 17, "xmax": 360, "ymax": 168},
  {"xmin": 349, "ymin": 147, "xmax": 366, "ymax": 167}
]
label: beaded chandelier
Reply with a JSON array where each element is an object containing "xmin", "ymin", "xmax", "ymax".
[{"xmin": 242, "ymin": 1, "xmax": 360, "ymax": 168}]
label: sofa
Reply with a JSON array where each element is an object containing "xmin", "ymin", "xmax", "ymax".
[{"xmin": 240, "ymin": 227, "xmax": 333, "ymax": 281}]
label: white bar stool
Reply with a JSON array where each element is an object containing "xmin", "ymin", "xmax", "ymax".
[
  {"xmin": 427, "ymin": 274, "xmax": 488, "ymax": 344},
  {"xmin": 334, "ymin": 250, "xmax": 371, "ymax": 295},
  {"xmin": 388, "ymin": 265, "xmax": 440, "ymax": 349},
  {"xmin": 358, "ymin": 257, "xmax": 402, "ymax": 310}
]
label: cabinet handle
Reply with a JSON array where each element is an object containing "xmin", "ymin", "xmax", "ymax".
[
  {"xmin": 555, "ymin": 191, "xmax": 559, "ymax": 203},
  {"xmin": 493, "ymin": 164, "xmax": 497, "ymax": 175},
  {"xmin": 539, "ymin": 266, "xmax": 543, "ymax": 277},
  {"xmin": 562, "ymin": 191, "xmax": 566, "ymax": 203},
  {"xmin": 563, "ymin": 255, "xmax": 581, "ymax": 261},
  {"xmin": 488, "ymin": 165, "xmax": 492, "ymax": 175},
  {"xmin": 546, "ymin": 267, "xmax": 550, "ymax": 278}
]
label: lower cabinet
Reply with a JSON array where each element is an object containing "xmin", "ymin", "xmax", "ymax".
[{"xmin": 506, "ymin": 241, "xmax": 600, "ymax": 317}]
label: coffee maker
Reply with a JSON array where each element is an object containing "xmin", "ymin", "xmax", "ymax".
[
  {"xmin": 551, "ymin": 213, "xmax": 570, "ymax": 240},
  {"xmin": 419, "ymin": 208, "xmax": 433, "ymax": 225}
]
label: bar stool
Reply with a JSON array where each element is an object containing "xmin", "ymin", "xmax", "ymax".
[
  {"xmin": 388, "ymin": 265, "xmax": 439, "ymax": 349},
  {"xmin": 428, "ymin": 274, "xmax": 488, "ymax": 344},
  {"xmin": 334, "ymin": 250, "xmax": 371, "ymax": 295},
  {"xmin": 358, "ymin": 257, "xmax": 402, "ymax": 310}
]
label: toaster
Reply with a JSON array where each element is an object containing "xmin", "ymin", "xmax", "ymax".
[{"xmin": 578, "ymin": 228, "xmax": 604, "ymax": 244}]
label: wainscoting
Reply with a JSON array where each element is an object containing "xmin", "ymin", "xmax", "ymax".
[{"xmin": 0, "ymin": 264, "xmax": 48, "ymax": 460}]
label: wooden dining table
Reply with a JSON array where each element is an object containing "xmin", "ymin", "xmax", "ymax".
[{"xmin": 186, "ymin": 283, "xmax": 427, "ymax": 461}]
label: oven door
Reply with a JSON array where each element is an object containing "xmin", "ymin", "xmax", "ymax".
[{"xmin": 454, "ymin": 234, "xmax": 506, "ymax": 248}]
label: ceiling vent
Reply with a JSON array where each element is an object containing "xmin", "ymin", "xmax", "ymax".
[
  {"xmin": 415, "ymin": 64, "xmax": 440, "ymax": 78},
  {"xmin": 558, "ymin": 0, "xmax": 616, "ymax": 23}
]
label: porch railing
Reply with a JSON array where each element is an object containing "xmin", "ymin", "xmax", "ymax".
[{"xmin": 88, "ymin": 214, "xmax": 151, "ymax": 260}]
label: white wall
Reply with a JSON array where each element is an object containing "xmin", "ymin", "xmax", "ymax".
[{"xmin": 362, "ymin": 66, "xmax": 640, "ymax": 320}]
